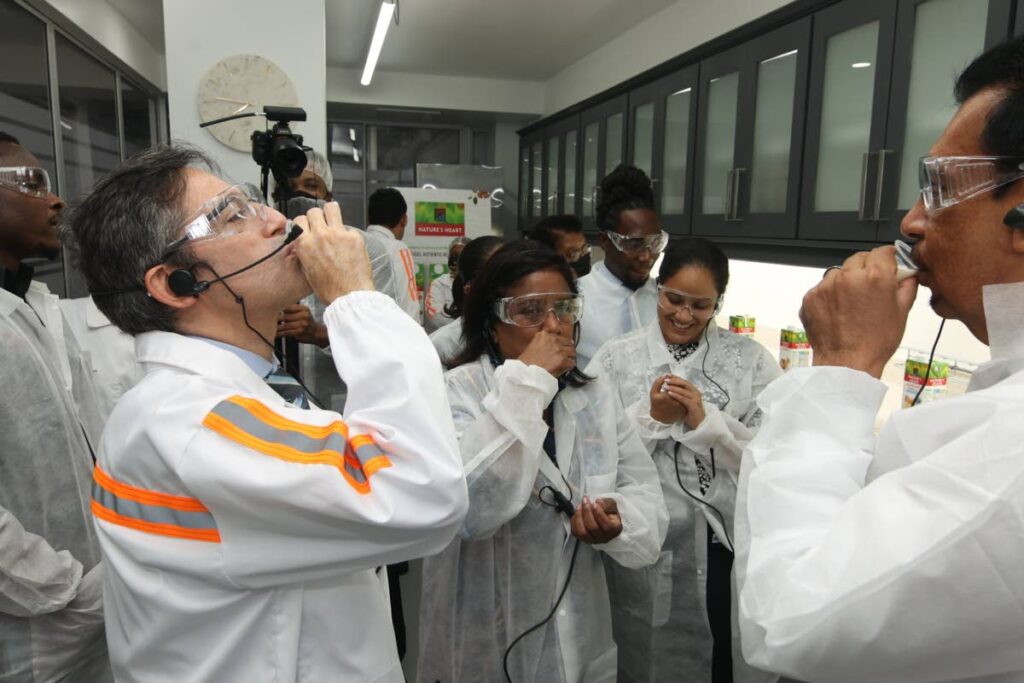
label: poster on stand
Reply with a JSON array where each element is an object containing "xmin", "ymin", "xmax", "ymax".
[{"xmin": 395, "ymin": 187, "xmax": 493, "ymax": 304}]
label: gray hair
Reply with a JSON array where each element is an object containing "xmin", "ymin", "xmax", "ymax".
[{"xmin": 61, "ymin": 142, "xmax": 216, "ymax": 335}]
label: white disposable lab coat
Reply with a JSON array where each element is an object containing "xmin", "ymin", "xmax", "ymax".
[
  {"xmin": 736, "ymin": 282, "xmax": 1024, "ymax": 683},
  {"xmin": 424, "ymin": 272, "xmax": 455, "ymax": 333},
  {"xmin": 429, "ymin": 317, "xmax": 462, "ymax": 366},
  {"xmin": 416, "ymin": 356, "xmax": 668, "ymax": 683},
  {"xmin": 59, "ymin": 296, "xmax": 142, "ymax": 423},
  {"xmin": 367, "ymin": 224, "xmax": 421, "ymax": 322},
  {"xmin": 576, "ymin": 261, "xmax": 658, "ymax": 368},
  {"xmin": 587, "ymin": 319, "xmax": 781, "ymax": 683},
  {"xmin": 94, "ymin": 291, "xmax": 468, "ymax": 682},
  {"xmin": 0, "ymin": 286, "xmax": 110, "ymax": 682}
]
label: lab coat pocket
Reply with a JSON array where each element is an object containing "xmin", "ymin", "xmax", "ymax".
[{"xmin": 585, "ymin": 472, "xmax": 617, "ymax": 498}]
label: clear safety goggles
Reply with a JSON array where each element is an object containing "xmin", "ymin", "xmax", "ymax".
[
  {"xmin": 603, "ymin": 229, "xmax": 669, "ymax": 255},
  {"xmin": 919, "ymin": 155, "xmax": 1024, "ymax": 212},
  {"xmin": 495, "ymin": 292, "xmax": 585, "ymax": 327},
  {"xmin": 565, "ymin": 243, "xmax": 592, "ymax": 263},
  {"xmin": 657, "ymin": 285, "xmax": 718, "ymax": 319},
  {"xmin": 0, "ymin": 166, "xmax": 52, "ymax": 199},
  {"xmin": 162, "ymin": 183, "xmax": 268, "ymax": 257}
]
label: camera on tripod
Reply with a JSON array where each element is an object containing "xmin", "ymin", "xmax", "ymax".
[{"xmin": 251, "ymin": 106, "xmax": 308, "ymax": 181}]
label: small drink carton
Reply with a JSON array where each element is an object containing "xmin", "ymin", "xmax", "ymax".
[
  {"xmin": 729, "ymin": 315, "xmax": 756, "ymax": 337},
  {"xmin": 779, "ymin": 327, "xmax": 812, "ymax": 371},
  {"xmin": 903, "ymin": 355, "xmax": 949, "ymax": 408}
]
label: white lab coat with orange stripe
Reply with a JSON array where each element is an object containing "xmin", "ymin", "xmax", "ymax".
[
  {"xmin": 93, "ymin": 291, "xmax": 468, "ymax": 682},
  {"xmin": 367, "ymin": 224, "xmax": 421, "ymax": 323}
]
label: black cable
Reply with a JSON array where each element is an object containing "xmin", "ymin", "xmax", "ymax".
[
  {"xmin": 700, "ymin": 322, "xmax": 730, "ymax": 411},
  {"xmin": 502, "ymin": 538, "xmax": 581, "ymax": 683},
  {"xmin": 674, "ymin": 445, "xmax": 734, "ymax": 552},
  {"xmin": 198, "ymin": 262, "xmax": 326, "ymax": 409},
  {"xmin": 911, "ymin": 318, "xmax": 947, "ymax": 407}
]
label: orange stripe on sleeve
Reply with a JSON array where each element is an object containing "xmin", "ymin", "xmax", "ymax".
[
  {"xmin": 91, "ymin": 500, "xmax": 221, "ymax": 543},
  {"xmin": 94, "ymin": 465, "xmax": 210, "ymax": 513}
]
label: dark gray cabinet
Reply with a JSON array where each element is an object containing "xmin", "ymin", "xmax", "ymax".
[{"xmin": 579, "ymin": 95, "xmax": 627, "ymax": 229}]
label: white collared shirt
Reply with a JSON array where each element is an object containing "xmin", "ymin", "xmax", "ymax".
[{"xmin": 576, "ymin": 260, "xmax": 659, "ymax": 369}]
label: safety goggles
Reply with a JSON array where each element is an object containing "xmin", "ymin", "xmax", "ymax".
[
  {"xmin": 495, "ymin": 292, "xmax": 584, "ymax": 327},
  {"xmin": 565, "ymin": 243, "xmax": 592, "ymax": 263},
  {"xmin": 603, "ymin": 230, "xmax": 669, "ymax": 255},
  {"xmin": 919, "ymin": 156, "xmax": 1024, "ymax": 212},
  {"xmin": 162, "ymin": 183, "xmax": 268, "ymax": 257},
  {"xmin": 0, "ymin": 166, "xmax": 52, "ymax": 199},
  {"xmin": 657, "ymin": 286, "xmax": 718, "ymax": 319}
]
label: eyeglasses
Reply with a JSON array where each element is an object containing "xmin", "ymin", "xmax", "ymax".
[
  {"xmin": 657, "ymin": 286, "xmax": 718, "ymax": 319},
  {"xmin": 0, "ymin": 166, "xmax": 52, "ymax": 199},
  {"xmin": 162, "ymin": 183, "xmax": 268, "ymax": 257},
  {"xmin": 565, "ymin": 244, "xmax": 591, "ymax": 263},
  {"xmin": 603, "ymin": 230, "xmax": 669, "ymax": 255},
  {"xmin": 919, "ymin": 155, "xmax": 1024, "ymax": 212},
  {"xmin": 495, "ymin": 292, "xmax": 584, "ymax": 327}
]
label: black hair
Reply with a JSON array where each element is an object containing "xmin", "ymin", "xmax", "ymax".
[
  {"xmin": 444, "ymin": 235, "xmax": 504, "ymax": 319},
  {"xmin": 0, "ymin": 131, "xmax": 20, "ymax": 145},
  {"xmin": 450, "ymin": 240, "xmax": 591, "ymax": 388},
  {"xmin": 955, "ymin": 36, "xmax": 1024, "ymax": 187},
  {"xmin": 657, "ymin": 237, "xmax": 730, "ymax": 296},
  {"xmin": 596, "ymin": 164, "xmax": 655, "ymax": 233},
  {"xmin": 366, "ymin": 187, "xmax": 407, "ymax": 228},
  {"xmin": 528, "ymin": 214, "xmax": 583, "ymax": 249}
]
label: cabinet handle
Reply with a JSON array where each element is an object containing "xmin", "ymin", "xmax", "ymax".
[
  {"xmin": 590, "ymin": 186, "xmax": 598, "ymax": 218},
  {"xmin": 858, "ymin": 151, "xmax": 877, "ymax": 222},
  {"xmin": 724, "ymin": 170, "xmax": 735, "ymax": 220},
  {"xmin": 726, "ymin": 168, "xmax": 745, "ymax": 222},
  {"xmin": 874, "ymin": 149, "xmax": 893, "ymax": 222}
]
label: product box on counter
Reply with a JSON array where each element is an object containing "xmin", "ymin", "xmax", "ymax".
[
  {"xmin": 903, "ymin": 355, "xmax": 950, "ymax": 408},
  {"xmin": 779, "ymin": 327, "xmax": 812, "ymax": 371},
  {"xmin": 729, "ymin": 315, "xmax": 756, "ymax": 337}
]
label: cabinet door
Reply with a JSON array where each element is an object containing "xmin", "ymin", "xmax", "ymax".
[
  {"xmin": 545, "ymin": 115, "xmax": 580, "ymax": 217},
  {"xmin": 530, "ymin": 137, "xmax": 543, "ymax": 223},
  {"xmin": 580, "ymin": 95, "xmax": 628, "ymax": 230},
  {"xmin": 518, "ymin": 141, "xmax": 530, "ymax": 232},
  {"xmin": 694, "ymin": 20, "xmax": 810, "ymax": 238},
  {"xmin": 628, "ymin": 80, "xmax": 658, "ymax": 178},
  {"xmin": 798, "ymin": 0, "xmax": 898, "ymax": 241},
  {"xmin": 876, "ymin": 0, "xmax": 1013, "ymax": 242}
]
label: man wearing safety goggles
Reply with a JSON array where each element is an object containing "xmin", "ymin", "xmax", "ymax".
[
  {"xmin": 577, "ymin": 164, "xmax": 668, "ymax": 368},
  {"xmin": 0, "ymin": 131, "xmax": 112, "ymax": 681},
  {"xmin": 65, "ymin": 144, "xmax": 468, "ymax": 682},
  {"xmin": 736, "ymin": 37, "xmax": 1024, "ymax": 682}
]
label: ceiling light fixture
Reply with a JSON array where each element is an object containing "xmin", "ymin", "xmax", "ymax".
[
  {"xmin": 851, "ymin": 62, "xmax": 872, "ymax": 69},
  {"xmin": 361, "ymin": 0, "xmax": 397, "ymax": 87}
]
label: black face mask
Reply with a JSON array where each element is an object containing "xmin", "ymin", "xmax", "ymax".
[
  {"xmin": 289, "ymin": 190, "xmax": 321, "ymax": 202},
  {"xmin": 570, "ymin": 253, "xmax": 592, "ymax": 278}
]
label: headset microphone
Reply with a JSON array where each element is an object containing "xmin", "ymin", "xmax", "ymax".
[{"xmin": 1003, "ymin": 204, "xmax": 1024, "ymax": 229}]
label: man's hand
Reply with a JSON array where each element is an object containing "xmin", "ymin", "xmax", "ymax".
[
  {"xmin": 292, "ymin": 202, "xmax": 374, "ymax": 305},
  {"xmin": 276, "ymin": 304, "xmax": 329, "ymax": 348},
  {"xmin": 800, "ymin": 245, "xmax": 918, "ymax": 378},
  {"xmin": 570, "ymin": 497, "xmax": 622, "ymax": 545},
  {"xmin": 517, "ymin": 331, "xmax": 577, "ymax": 378}
]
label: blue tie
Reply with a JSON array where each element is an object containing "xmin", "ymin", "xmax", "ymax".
[{"xmin": 263, "ymin": 367, "xmax": 311, "ymax": 409}]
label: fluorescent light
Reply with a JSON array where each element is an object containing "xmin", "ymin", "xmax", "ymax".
[
  {"xmin": 852, "ymin": 62, "xmax": 871, "ymax": 69},
  {"xmin": 353, "ymin": 147, "xmax": 360, "ymax": 163},
  {"xmin": 361, "ymin": 1, "xmax": 396, "ymax": 86},
  {"xmin": 671, "ymin": 87, "xmax": 692, "ymax": 96},
  {"xmin": 761, "ymin": 49, "xmax": 798, "ymax": 64},
  {"xmin": 349, "ymin": 128, "xmax": 356, "ymax": 141}
]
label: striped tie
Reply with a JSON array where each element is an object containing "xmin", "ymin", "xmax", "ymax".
[{"xmin": 263, "ymin": 367, "xmax": 310, "ymax": 409}]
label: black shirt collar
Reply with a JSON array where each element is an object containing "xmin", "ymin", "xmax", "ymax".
[{"xmin": 1, "ymin": 262, "xmax": 34, "ymax": 300}]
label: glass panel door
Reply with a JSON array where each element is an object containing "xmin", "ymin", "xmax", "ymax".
[
  {"xmin": 749, "ymin": 50, "xmax": 799, "ymax": 213},
  {"xmin": 564, "ymin": 130, "xmax": 577, "ymax": 214},
  {"xmin": 531, "ymin": 140, "xmax": 542, "ymax": 219},
  {"xmin": 519, "ymin": 143, "xmax": 530, "ymax": 229},
  {"xmin": 605, "ymin": 112, "xmax": 624, "ymax": 171},
  {"xmin": 700, "ymin": 72, "xmax": 739, "ymax": 216},
  {"xmin": 632, "ymin": 102, "xmax": 654, "ymax": 176},
  {"xmin": 546, "ymin": 136, "xmax": 559, "ymax": 215},
  {"xmin": 581, "ymin": 121, "xmax": 599, "ymax": 222}
]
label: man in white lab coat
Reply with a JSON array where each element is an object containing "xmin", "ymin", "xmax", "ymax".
[
  {"xmin": 66, "ymin": 144, "xmax": 468, "ymax": 682},
  {"xmin": 366, "ymin": 186, "xmax": 422, "ymax": 322},
  {"xmin": 0, "ymin": 132, "xmax": 111, "ymax": 681},
  {"xmin": 736, "ymin": 37, "xmax": 1024, "ymax": 682}
]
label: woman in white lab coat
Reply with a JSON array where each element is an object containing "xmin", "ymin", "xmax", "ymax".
[
  {"xmin": 429, "ymin": 234, "xmax": 504, "ymax": 366},
  {"xmin": 586, "ymin": 238, "xmax": 781, "ymax": 683},
  {"xmin": 417, "ymin": 240, "xmax": 668, "ymax": 683}
]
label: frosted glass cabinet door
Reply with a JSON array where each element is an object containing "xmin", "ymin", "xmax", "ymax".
[
  {"xmin": 632, "ymin": 103, "xmax": 654, "ymax": 177},
  {"xmin": 749, "ymin": 50, "xmax": 799, "ymax": 214},
  {"xmin": 581, "ymin": 122, "xmax": 599, "ymax": 222},
  {"xmin": 701, "ymin": 73, "xmax": 739, "ymax": 218},
  {"xmin": 547, "ymin": 136, "xmax": 559, "ymax": 215},
  {"xmin": 564, "ymin": 130, "xmax": 577, "ymax": 215},
  {"xmin": 662, "ymin": 89, "xmax": 692, "ymax": 217},
  {"xmin": 531, "ymin": 141, "xmax": 542, "ymax": 219},
  {"xmin": 798, "ymin": 0, "xmax": 898, "ymax": 241},
  {"xmin": 519, "ymin": 143, "xmax": 530, "ymax": 229},
  {"xmin": 605, "ymin": 113, "xmax": 624, "ymax": 171}
]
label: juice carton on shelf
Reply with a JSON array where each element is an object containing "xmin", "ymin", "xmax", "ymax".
[
  {"xmin": 902, "ymin": 355, "xmax": 950, "ymax": 408},
  {"xmin": 729, "ymin": 315, "xmax": 756, "ymax": 337},
  {"xmin": 779, "ymin": 327, "xmax": 812, "ymax": 371}
]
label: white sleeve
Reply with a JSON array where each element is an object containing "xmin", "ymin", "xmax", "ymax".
[
  {"xmin": 181, "ymin": 292, "xmax": 468, "ymax": 589},
  {"xmin": 736, "ymin": 366, "xmax": 1024, "ymax": 683},
  {"xmin": 592, "ymin": 403, "xmax": 668, "ymax": 569},
  {"xmin": 0, "ymin": 504, "xmax": 83, "ymax": 617},
  {"xmin": 448, "ymin": 360, "xmax": 559, "ymax": 541},
  {"xmin": 393, "ymin": 245, "xmax": 422, "ymax": 322},
  {"xmin": 424, "ymin": 279, "xmax": 448, "ymax": 332}
]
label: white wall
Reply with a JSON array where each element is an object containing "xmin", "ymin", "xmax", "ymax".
[
  {"xmin": 721, "ymin": 259, "xmax": 990, "ymax": 367},
  {"xmin": 164, "ymin": 0, "xmax": 327, "ymax": 186},
  {"xmin": 40, "ymin": 0, "xmax": 166, "ymax": 90},
  {"xmin": 328, "ymin": 67, "xmax": 545, "ymax": 115},
  {"xmin": 544, "ymin": 0, "xmax": 793, "ymax": 114}
]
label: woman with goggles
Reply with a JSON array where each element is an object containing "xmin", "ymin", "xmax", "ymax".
[
  {"xmin": 585, "ymin": 238, "xmax": 781, "ymax": 683},
  {"xmin": 416, "ymin": 241, "xmax": 667, "ymax": 683}
]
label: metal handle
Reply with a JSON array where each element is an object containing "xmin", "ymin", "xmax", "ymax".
[
  {"xmin": 857, "ymin": 151, "xmax": 876, "ymax": 221},
  {"xmin": 874, "ymin": 149, "xmax": 893, "ymax": 222},
  {"xmin": 726, "ymin": 168, "xmax": 745, "ymax": 222},
  {"xmin": 724, "ymin": 170, "xmax": 735, "ymax": 220}
]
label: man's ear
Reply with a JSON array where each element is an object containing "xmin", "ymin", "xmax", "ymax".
[
  {"xmin": 400, "ymin": 214, "xmax": 409, "ymax": 230},
  {"xmin": 144, "ymin": 264, "xmax": 202, "ymax": 310}
]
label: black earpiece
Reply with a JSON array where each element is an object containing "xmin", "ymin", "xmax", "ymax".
[
  {"xmin": 1003, "ymin": 204, "xmax": 1024, "ymax": 229},
  {"xmin": 167, "ymin": 268, "xmax": 209, "ymax": 297}
]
